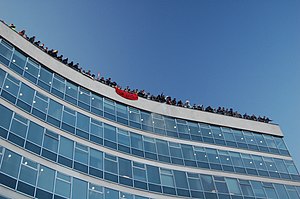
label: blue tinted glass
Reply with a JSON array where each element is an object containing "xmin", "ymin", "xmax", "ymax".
[
  {"xmin": 119, "ymin": 158, "xmax": 132, "ymax": 178},
  {"xmin": 0, "ymin": 104, "xmax": 13, "ymax": 129},
  {"xmin": 90, "ymin": 148, "xmax": 103, "ymax": 169},
  {"xmin": 105, "ymin": 188, "xmax": 118, "ymax": 199},
  {"xmin": 0, "ymin": 149, "xmax": 21, "ymax": 178},
  {"xmin": 104, "ymin": 124, "xmax": 116, "ymax": 142},
  {"xmin": 25, "ymin": 59, "xmax": 39, "ymax": 77},
  {"xmin": 0, "ymin": 68, "xmax": 6, "ymax": 88},
  {"xmin": 59, "ymin": 137, "xmax": 74, "ymax": 159},
  {"xmin": 72, "ymin": 178, "xmax": 87, "ymax": 199},
  {"xmin": 27, "ymin": 122, "xmax": 44, "ymax": 145},
  {"xmin": 37, "ymin": 165, "xmax": 55, "ymax": 192},
  {"xmin": 76, "ymin": 112, "xmax": 90, "ymax": 132},
  {"xmin": 19, "ymin": 84, "xmax": 35, "ymax": 105},
  {"xmin": 48, "ymin": 99, "xmax": 62, "ymax": 120},
  {"xmin": 19, "ymin": 158, "xmax": 38, "ymax": 185}
]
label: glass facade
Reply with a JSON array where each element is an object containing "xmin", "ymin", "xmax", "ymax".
[{"xmin": 0, "ymin": 25, "xmax": 299, "ymax": 198}]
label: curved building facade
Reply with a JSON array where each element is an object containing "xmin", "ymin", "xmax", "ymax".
[{"xmin": 0, "ymin": 22, "xmax": 300, "ymax": 199}]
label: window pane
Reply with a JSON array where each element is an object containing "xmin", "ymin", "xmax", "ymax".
[
  {"xmin": 48, "ymin": 99, "xmax": 62, "ymax": 120},
  {"xmin": 76, "ymin": 112, "xmax": 90, "ymax": 132},
  {"xmin": 225, "ymin": 178, "xmax": 241, "ymax": 195},
  {"xmin": 59, "ymin": 137, "xmax": 74, "ymax": 159},
  {"xmin": 90, "ymin": 148, "xmax": 103, "ymax": 169},
  {"xmin": 72, "ymin": 178, "xmax": 87, "ymax": 199},
  {"xmin": 0, "ymin": 104, "xmax": 13, "ymax": 129},
  {"xmin": 27, "ymin": 122, "xmax": 44, "ymax": 145},
  {"xmin": 0, "ymin": 149, "xmax": 21, "ymax": 178},
  {"xmin": 19, "ymin": 84, "xmax": 35, "ymax": 105},
  {"xmin": 37, "ymin": 165, "xmax": 55, "ymax": 192},
  {"xmin": 19, "ymin": 158, "xmax": 38, "ymax": 185}
]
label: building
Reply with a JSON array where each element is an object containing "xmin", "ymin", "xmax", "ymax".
[{"xmin": 0, "ymin": 21, "xmax": 300, "ymax": 199}]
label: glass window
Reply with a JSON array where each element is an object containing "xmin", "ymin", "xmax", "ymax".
[
  {"xmin": 19, "ymin": 158, "xmax": 38, "ymax": 185},
  {"xmin": 140, "ymin": 111, "xmax": 153, "ymax": 126},
  {"xmin": 119, "ymin": 158, "xmax": 132, "ymax": 178},
  {"xmin": 182, "ymin": 144, "xmax": 195, "ymax": 160},
  {"xmin": 55, "ymin": 172, "xmax": 71, "ymax": 198},
  {"xmin": 25, "ymin": 58, "xmax": 39, "ymax": 77},
  {"xmin": 18, "ymin": 83, "xmax": 35, "ymax": 105},
  {"xmin": 38, "ymin": 67, "xmax": 52, "ymax": 85},
  {"xmin": 156, "ymin": 140, "xmax": 169, "ymax": 156},
  {"xmin": 11, "ymin": 50, "xmax": 27, "ymax": 69},
  {"xmin": 104, "ymin": 154, "xmax": 118, "ymax": 174},
  {"xmin": 143, "ymin": 137, "xmax": 156, "ymax": 153},
  {"xmin": 76, "ymin": 112, "xmax": 90, "ymax": 132},
  {"xmin": 0, "ymin": 39, "xmax": 13, "ymax": 61},
  {"xmin": 27, "ymin": 122, "xmax": 44, "ymax": 145},
  {"xmin": 0, "ymin": 68, "xmax": 6, "ymax": 88},
  {"xmin": 90, "ymin": 148, "xmax": 103, "ymax": 169},
  {"xmin": 3, "ymin": 74, "xmax": 20, "ymax": 97},
  {"xmin": 10, "ymin": 113, "xmax": 28, "ymax": 138},
  {"xmin": 239, "ymin": 180, "xmax": 254, "ymax": 196},
  {"xmin": 129, "ymin": 107, "xmax": 141, "ymax": 122},
  {"xmin": 104, "ymin": 124, "xmax": 116, "ymax": 142},
  {"xmin": 0, "ymin": 149, "xmax": 21, "ymax": 178},
  {"xmin": 91, "ymin": 94, "xmax": 103, "ymax": 110},
  {"xmin": 160, "ymin": 169, "xmax": 175, "ymax": 187},
  {"xmin": 33, "ymin": 92, "xmax": 48, "ymax": 113},
  {"xmin": 188, "ymin": 122, "xmax": 200, "ymax": 135},
  {"xmin": 173, "ymin": 170, "xmax": 188, "ymax": 189},
  {"xmin": 229, "ymin": 152, "xmax": 243, "ymax": 167},
  {"xmin": 188, "ymin": 173, "xmax": 202, "ymax": 191},
  {"xmin": 169, "ymin": 142, "xmax": 183, "ymax": 158},
  {"xmin": 225, "ymin": 178, "xmax": 242, "ymax": 195},
  {"xmin": 62, "ymin": 107, "xmax": 76, "ymax": 126},
  {"xmin": 265, "ymin": 187, "xmax": 278, "ymax": 199},
  {"xmin": 0, "ymin": 104, "xmax": 13, "ymax": 129},
  {"xmin": 274, "ymin": 138, "xmax": 288, "ymax": 150},
  {"xmin": 90, "ymin": 120, "xmax": 103, "ymax": 138},
  {"xmin": 104, "ymin": 188, "xmax": 118, "ymax": 199},
  {"xmin": 285, "ymin": 160, "xmax": 298, "ymax": 174},
  {"xmin": 79, "ymin": 87, "xmax": 91, "ymax": 104},
  {"xmin": 65, "ymin": 81, "xmax": 78, "ymax": 98},
  {"xmin": 43, "ymin": 130, "xmax": 59, "ymax": 152},
  {"xmin": 131, "ymin": 133, "xmax": 143, "ymax": 150},
  {"xmin": 52, "ymin": 74, "xmax": 65, "ymax": 92},
  {"xmin": 116, "ymin": 104, "xmax": 128, "ymax": 118},
  {"xmin": 133, "ymin": 162, "xmax": 146, "ymax": 181},
  {"xmin": 147, "ymin": 165, "xmax": 161, "ymax": 184},
  {"xmin": 165, "ymin": 118, "xmax": 177, "ymax": 132},
  {"xmin": 48, "ymin": 99, "xmax": 62, "ymax": 120},
  {"xmin": 37, "ymin": 165, "xmax": 55, "ymax": 192},
  {"xmin": 72, "ymin": 178, "xmax": 87, "ymax": 199},
  {"xmin": 118, "ymin": 129, "xmax": 130, "ymax": 146},
  {"xmin": 74, "ymin": 143, "xmax": 88, "ymax": 164},
  {"xmin": 274, "ymin": 184, "xmax": 289, "ymax": 199},
  {"xmin": 89, "ymin": 183, "xmax": 103, "ymax": 199},
  {"xmin": 59, "ymin": 137, "xmax": 74, "ymax": 159},
  {"xmin": 250, "ymin": 181, "xmax": 266, "ymax": 198},
  {"xmin": 104, "ymin": 98, "xmax": 115, "ymax": 114},
  {"xmin": 201, "ymin": 175, "xmax": 215, "ymax": 192},
  {"xmin": 177, "ymin": 123, "xmax": 189, "ymax": 134}
]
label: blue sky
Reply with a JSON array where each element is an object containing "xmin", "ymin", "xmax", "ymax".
[{"xmin": 1, "ymin": 0, "xmax": 300, "ymax": 168}]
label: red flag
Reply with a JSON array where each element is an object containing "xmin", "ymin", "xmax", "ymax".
[{"xmin": 115, "ymin": 87, "xmax": 138, "ymax": 100}]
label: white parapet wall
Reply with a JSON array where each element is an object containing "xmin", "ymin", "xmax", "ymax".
[{"xmin": 0, "ymin": 22, "xmax": 283, "ymax": 137}]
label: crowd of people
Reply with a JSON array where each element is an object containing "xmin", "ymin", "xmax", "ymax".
[{"xmin": 1, "ymin": 21, "xmax": 272, "ymax": 123}]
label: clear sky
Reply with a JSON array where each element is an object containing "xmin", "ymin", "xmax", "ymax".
[{"xmin": 1, "ymin": 0, "xmax": 300, "ymax": 168}]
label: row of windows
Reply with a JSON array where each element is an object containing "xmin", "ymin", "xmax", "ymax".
[
  {"xmin": 0, "ymin": 147, "xmax": 149, "ymax": 199},
  {"xmin": 1, "ymin": 146, "xmax": 300, "ymax": 199},
  {"xmin": 0, "ymin": 104, "xmax": 300, "ymax": 197},
  {"xmin": 0, "ymin": 38, "xmax": 290, "ymax": 156},
  {"xmin": 0, "ymin": 76, "xmax": 298, "ymax": 182}
]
